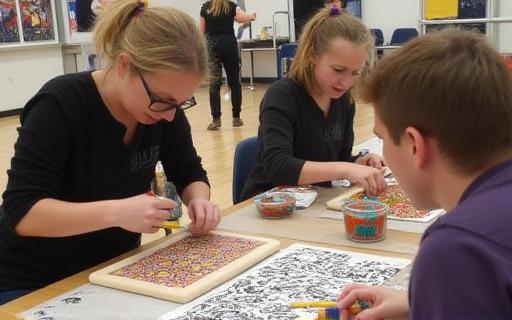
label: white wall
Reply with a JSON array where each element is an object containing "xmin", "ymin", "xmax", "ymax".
[
  {"xmin": 498, "ymin": 0, "xmax": 512, "ymax": 52},
  {"xmin": 362, "ymin": 0, "xmax": 420, "ymax": 45},
  {"xmin": 1, "ymin": 0, "xmax": 510, "ymax": 111},
  {"xmin": 242, "ymin": 0, "xmax": 423, "ymax": 78},
  {"xmin": 0, "ymin": 46, "xmax": 64, "ymax": 111},
  {"xmin": 152, "ymin": 0, "xmax": 203, "ymax": 21}
]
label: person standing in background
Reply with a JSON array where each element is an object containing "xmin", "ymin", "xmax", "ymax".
[{"xmin": 200, "ymin": 0, "xmax": 256, "ymax": 130}]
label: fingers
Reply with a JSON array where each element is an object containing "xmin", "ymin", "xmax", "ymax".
[
  {"xmin": 365, "ymin": 174, "xmax": 378, "ymax": 196},
  {"xmin": 337, "ymin": 287, "xmax": 375, "ymax": 310},
  {"xmin": 188, "ymin": 200, "xmax": 221, "ymax": 236},
  {"xmin": 368, "ymin": 155, "xmax": 386, "ymax": 169},
  {"xmin": 337, "ymin": 283, "xmax": 369, "ymax": 302},
  {"xmin": 190, "ymin": 202, "xmax": 221, "ymax": 236},
  {"xmin": 213, "ymin": 205, "xmax": 221, "ymax": 228},
  {"xmin": 154, "ymin": 197, "xmax": 176, "ymax": 210}
]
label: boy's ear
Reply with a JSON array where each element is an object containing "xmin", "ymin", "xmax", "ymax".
[{"xmin": 404, "ymin": 126, "xmax": 429, "ymax": 170}]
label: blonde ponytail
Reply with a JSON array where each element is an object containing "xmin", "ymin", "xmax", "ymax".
[
  {"xmin": 207, "ymin": 0, "xmax": 230, "ymax": 16},
  {"xmin": 93, "ymin": 0, "xmax": 208, "ymax": 76}
]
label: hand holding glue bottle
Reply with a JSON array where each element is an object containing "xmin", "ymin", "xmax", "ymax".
[
  {"xmin": 149, "ymin": 164, "xmax": 183, "ymax": 235},
  {"xmin": 148, "ymin": 162, "xmax": 222, "ymax": 236}
]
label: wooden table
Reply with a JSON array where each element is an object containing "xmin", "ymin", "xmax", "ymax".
[{"xmin": 0, "ymin": 195, "xmax": 421, "ymax": 319}]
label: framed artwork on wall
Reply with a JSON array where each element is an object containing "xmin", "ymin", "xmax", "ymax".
[
  {"xmin": 0, "ymin": 0, "xmax": 21, "ymax": 45},
  {"xmin": 18, "ymin": 0, "xmax": 58, "ymax": 43},
  {"xmin": 345, "ymin": 0, "xmax": 362, "ymax": 18},
  {"xmin": 424, "ymin": 0, "xmax": 486, "ymax": 35}
]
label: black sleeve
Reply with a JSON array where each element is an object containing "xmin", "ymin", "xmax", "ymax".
[
  {"xmin": 160, "ymin": 110, "xmax": 209, "ymax": 197},
  {"xmin": 259, "ymin": 86, "xmax": 306, "ymax": 186},
  {"xmin": 200, "ymin": 2, "xmax": 208, "ymax": 17},
  {"xmin": 340, "ymin": 99, "xmax": 357, "ymax": 162},
  {"xmin": 1, "ymin": 95, "xmax": 73, "ymax": 229}
]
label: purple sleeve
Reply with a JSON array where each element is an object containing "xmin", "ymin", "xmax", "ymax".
[{"xmin": 410, "ymin": 227, "xmax": 512, "ymax": 319}]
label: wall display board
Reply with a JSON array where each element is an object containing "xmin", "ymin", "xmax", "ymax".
[{"xmin": 0, "ymin": 0, "xmax": 57, "ymax": 47}]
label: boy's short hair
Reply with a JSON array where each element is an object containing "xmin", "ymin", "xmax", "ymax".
[{"xmin": 360, "ymin": 29, "xmax": 512, "ymax": 173}]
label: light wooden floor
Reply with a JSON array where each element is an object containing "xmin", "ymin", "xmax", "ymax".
[{"xmin": 0, "ymin": 83, "xmax": 375, "ymax": 212}]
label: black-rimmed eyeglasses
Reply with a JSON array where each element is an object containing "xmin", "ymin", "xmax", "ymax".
[{"xmin": 136, "ymin": 69, "xmax": 196, "ymax": 112}]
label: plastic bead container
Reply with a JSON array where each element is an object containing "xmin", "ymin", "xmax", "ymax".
[
  {"xmin": 254, "ymin": 192, "xmax": 296, "ymax": 219},
  {"xmin": 343, "ymin": 199, "xmax": 388, "ymax": 242}
]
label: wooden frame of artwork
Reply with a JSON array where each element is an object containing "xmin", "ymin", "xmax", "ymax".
[
  {"xmin": 326, "ymin": 186, "xmax": 443, "ymax": 223},
  {"xmin": 89, "ymin": 231, "xmax": 281, "ymax": 303}
]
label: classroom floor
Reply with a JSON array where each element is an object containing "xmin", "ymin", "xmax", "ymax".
[{"xmin": 0, "ymin": 82, "xmax": 376, "ymax": 242}]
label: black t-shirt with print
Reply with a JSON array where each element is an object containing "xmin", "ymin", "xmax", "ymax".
[
  {"xmin": 201, "ymin": 0, "xmax": 237, "ymax": 37},
  {"xmin": 0, "ymin": 72, "xmax": 209, "ymax": 291}
]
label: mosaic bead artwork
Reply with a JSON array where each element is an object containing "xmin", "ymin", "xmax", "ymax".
[
  {"xmin": 109, "ymin": 235, "xmax": 264, "ymax": 288},
  {"xmin": 349, "ymin": 185, "xmax": 430, "ymax": 219}
]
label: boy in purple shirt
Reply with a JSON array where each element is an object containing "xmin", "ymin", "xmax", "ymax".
[{"xmin": 336, "ymin": 29, "xmax": 512, "ymax": 319}]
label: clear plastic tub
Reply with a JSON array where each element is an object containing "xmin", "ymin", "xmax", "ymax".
[{"xmin": 343, "ymin": 199, "xmax": 388, "ymax": 242}]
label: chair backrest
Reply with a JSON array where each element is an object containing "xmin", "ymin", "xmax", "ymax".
[
  {"xmin": 277, "ymin": 43, "xmax": 298, "ymax": 79},
  {"xmin": 390, "ymin": 28, "xmax": 418, "ymax": 46},
  {"xmin": 370, "ymin": 28, "xmax": 384, "ymax": 46},
  {"xmin": 232, "ymin": 136, "xmax": 258, "ymax": 204}
]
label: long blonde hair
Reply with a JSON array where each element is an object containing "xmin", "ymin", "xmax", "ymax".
[
  {"xmin": 94, "ymin": 0, "xmax": 208, "ymax": 76},
  {"xmin": 207, "ymin": 0, "xmax": 230, "ymax": 16},
  {"xmin": 288, "ymin": 7, "xmax": 373, "ymax": 94}
]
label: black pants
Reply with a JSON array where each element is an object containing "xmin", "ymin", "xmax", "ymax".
[{"xmin": 208, "ymin": 35, "xmax": 242, "ymax": 119}]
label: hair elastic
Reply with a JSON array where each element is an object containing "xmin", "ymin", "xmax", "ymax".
[
  {"xmin": 329, "ymin": 5, "xmax": 341, "ymax": 16},
  {"xmin": 135, "ymin": 0, "xmax": 148, "ymax": 16}
]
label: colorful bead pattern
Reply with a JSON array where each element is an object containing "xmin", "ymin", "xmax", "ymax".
[
  {"xmin": 109, "ymin": 235, "xmax": 265, "ymax": 288},
  {"xmin": 271, "ymin": 185, "xmax": 317, "ymax": 193},
  {"xmin": 350, "ymin": 185, "xmax": 429, "ymax": 219}
]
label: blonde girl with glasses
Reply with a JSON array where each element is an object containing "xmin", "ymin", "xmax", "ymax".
[{"xmin": 0, "ymin": 0, "xmax": 220, "ymax": 304}]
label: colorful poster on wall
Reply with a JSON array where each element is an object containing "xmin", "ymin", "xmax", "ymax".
[
  {"xmin": 18, "ymin": 0, "xmax": 55, "ymax": 42},
  {"xmin": 459, "ymin": 0, "xmax": 486, "ymax": 19},
  {"xmin": 0, "ymin": 0, "xmax": 20, "ymax": 44},
  {"xmin": 346, "ymin": 0, "xmax": 361, "ymax": 18},
  {"xmin": 425, "ymin": 0, "xmax": 458, "ymax": 20}
]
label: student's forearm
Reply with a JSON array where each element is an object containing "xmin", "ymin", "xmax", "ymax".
[
  {"xmin": 298, "ymin": 161, "xmax": 350, "ymax": 185},
  {"xmin": 235, "ymin": 10, "xmax": 254, "ymax": 23},
  {"xmin": 15, "ymin": 198, "xmax": 120, "ymax": 237},
  {"xmin": 181, "ymin": 181, "xmax": 210, "ymax": 204}
]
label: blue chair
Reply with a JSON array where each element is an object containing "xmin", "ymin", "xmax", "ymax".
[
  {"xmin": 390, "ymin": 28, "xmax": 418, "ymax": 46},
  {"xmin": 232, "ymin": 136, "xmax": 258, "ymax": 204},
  {"xmin": 370, "ymin": 28, "xmax": 384, "ymax": 46},
  {"xmin": 277, "ymin": 43, "xmax": 298, "ymax": 80}
]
